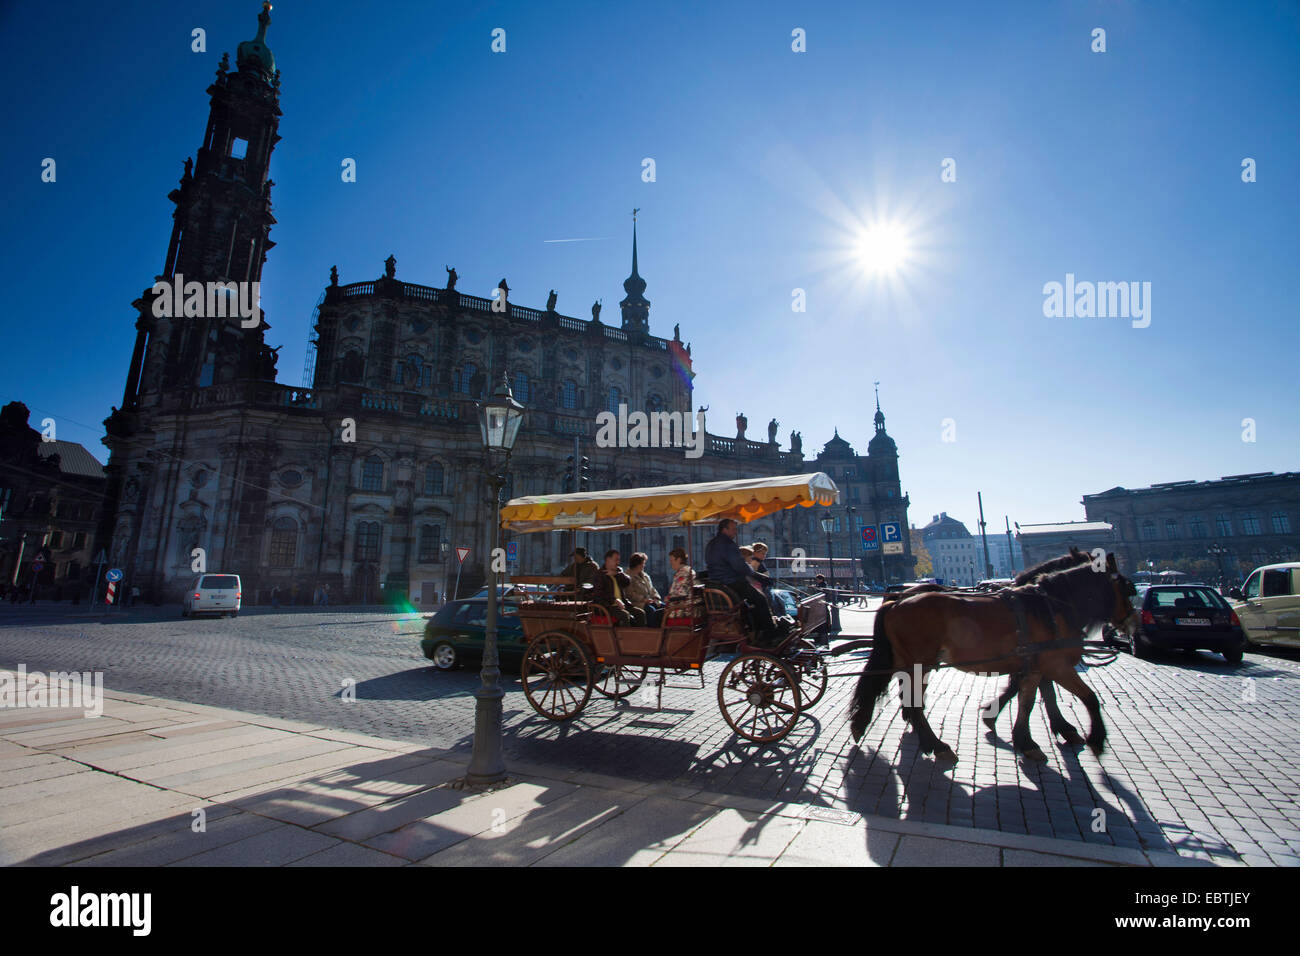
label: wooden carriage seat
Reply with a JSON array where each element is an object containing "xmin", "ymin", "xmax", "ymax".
[{"xmin": 702, "ymin": 587, "xmax": 745, "ymax": 638}]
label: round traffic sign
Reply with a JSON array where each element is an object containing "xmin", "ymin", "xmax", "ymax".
[
  {"xmin": 861, "ymin": 526, "xmax": 877, "ymax": 543},
  {"xmin": 106, "ymin": 568, "xmax": 123, "ymax": 582}
]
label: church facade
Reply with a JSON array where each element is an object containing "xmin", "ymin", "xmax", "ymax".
[{"xmin": 98, "ymin": 6, "xmax": 912, "ymax": 603}]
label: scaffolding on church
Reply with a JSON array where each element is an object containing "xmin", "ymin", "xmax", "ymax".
[{"xmin": 301, "ymin": 291, "xmax": 324, "ymax": 387}]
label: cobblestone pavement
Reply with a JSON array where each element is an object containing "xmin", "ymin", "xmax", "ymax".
[{"xmin": 2, "ymin": 602, "xmax": 1298, "ymax": 865}]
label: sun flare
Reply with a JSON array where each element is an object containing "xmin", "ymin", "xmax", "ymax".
[{"xmin": 855, "ymin": 221, "xmax": 911, "ymax": 277}]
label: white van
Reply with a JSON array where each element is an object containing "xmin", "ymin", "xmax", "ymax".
[
  {"xmin": 1229, "ymin": 562, "xmax": 1300, "ymax": 648},
  {"xmin": 182, "ymin": 573, "xmax": 242, "ymax": 618}
]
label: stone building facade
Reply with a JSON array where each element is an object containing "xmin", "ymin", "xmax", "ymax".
[
  {"xmin": 1082, "ymin": 472, "xmax": 1300, "ymax": 583},
  {"xmin": 921, "ymin": 512, "xmax": 983, "ymax": 586},
  {"xmin": 1015, "ymin": 521, "xmax": 1117, "ymax": 571},
  {"xmin": 0, "ymin": 402, "xmax": 107, "ymax": 600},
  {"xmin": 97, "ymin": 7, "xmax": 911, "ymax": 603}
]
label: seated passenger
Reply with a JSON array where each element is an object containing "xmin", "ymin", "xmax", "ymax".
[
  {"xmin": 559, "ymin": 547, "xmax": 601, "ymax": 594},
  {"xmin": 625, "ymin": 552, "xmax": 664, "ymax": 626},
  {"xmin": 590, "ymin": 549, "xmax": 645, "ymax": 626},
  {"xmin": 664, "ymin": 548, "xmax": 696, "ymax": 623},
  {"xmin": 751, "ymin": 541, "xmax": 789, "ymax": 617}
]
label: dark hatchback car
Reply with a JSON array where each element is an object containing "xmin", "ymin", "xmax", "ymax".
[
  {"xmin": 1124, "ymin": 585, "xmax": 1247, "ymax": 664},
  {"xmin": 421, "ymin": 598, "xmax": 527, "ymax": 671}
]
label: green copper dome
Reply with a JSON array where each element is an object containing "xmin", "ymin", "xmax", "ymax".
[{"xmin": 237, "ymin": 2, "xmax": 275, "ymax": 75}]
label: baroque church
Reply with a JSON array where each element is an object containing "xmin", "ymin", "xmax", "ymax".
[{"xmin": 99, "ymin": 5, "xmax": 913, "ymax": 603}]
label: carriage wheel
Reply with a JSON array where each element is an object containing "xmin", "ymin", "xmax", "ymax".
[
  {"xmin": 792, "ymin": 647, "xmax": 828, "ymax": 708},
  {"xmin": 717, "ymin": 652, "xmax": 802, "ymax": 743},
  {"xmin": 521, "ymin": 631, "xmax": 593, "ymax": 721},
  {"xmin": 593, "ymin": 663, "xmax": 648, "ymax": 699}
]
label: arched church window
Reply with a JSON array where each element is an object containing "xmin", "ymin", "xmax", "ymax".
[
  {"xmin": 269, "ymin": 516, "xmax": 298, "ymax": 567},
  {"xmin": 561, "ymin": 380, "xmax": 578, "ymax": 410},
  {"xmin": 513, "ymin": 371, "xmax": 530, "ymax": 404}
]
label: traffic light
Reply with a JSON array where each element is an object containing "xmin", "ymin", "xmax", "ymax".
[
  {"xmin": 564, "ymin": 455, "xmax": 575, "ymax": 493},
  {"xmin": 579, "ymin": 456, "xmax": 591, "ymax": 491}
]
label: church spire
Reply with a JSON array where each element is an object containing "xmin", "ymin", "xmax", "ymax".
[
  {"xmin": 620, "ymin": 209, "xmax": 650, "ymax": 334},
  {"xmin": 237, "ymin": 2, "xmax": 276, "ymax": 75},
  {"xmin": 874, "ymin": 382, "xmax": 885, "ymax": 433}
]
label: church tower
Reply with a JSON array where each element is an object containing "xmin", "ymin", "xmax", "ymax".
[
  {"xmin": 123, "ymin": 1, "xmax": 283, "ymax": 407},
  {"xmin": 619, "ymin": 213, "xmax": 651, "ymax": 337}
]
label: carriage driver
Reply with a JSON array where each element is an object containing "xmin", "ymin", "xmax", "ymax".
[{"xmin": 705, "ymin": 518, "xmax": 779, "ymax": 644}]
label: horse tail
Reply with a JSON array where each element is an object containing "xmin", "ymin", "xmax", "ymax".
[{"xmin": 849, "ymin": 600, "xmax": 897, "ymax": 741}]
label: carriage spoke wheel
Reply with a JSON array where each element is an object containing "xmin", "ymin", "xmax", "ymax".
[
  {"xmin": 594, "ymin": 663, "xmax": 648, "ymax": 699},
  {"xmin": 792, "ymin": 645, "xmax": 828, "ymax": 708},
  {"xmin": 521, "ymin": 631, "xmax": 593, "ymax": 721},
  {"xmin": 718, "ymin": 652, "xmax": 802, "ymax": 743}
]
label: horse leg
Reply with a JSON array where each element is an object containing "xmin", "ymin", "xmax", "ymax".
[
  {"xmin": 1011, "ymin": 671, "xmax": 1046, "ymax": 762},
  {"xmin": 983, "ymin": 673, "xmax": 1019, "ymax": 731},
  {"xmin": 901, "ymin": 667, "xmax": 956, "ymax": 763},
  {"xmin": 1050, "ymin": 667, "xmax": 1107, "ymax": 756},
  {"xmin": 1039, "ymin": 679, "xmax": 1085, "ymax": 746}
]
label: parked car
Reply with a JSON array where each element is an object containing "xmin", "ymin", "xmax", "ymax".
[
  {"xmin": 1122, "ymin": 584, "xmax": 1247, "ymax": 664},
  {"xmin": 182, "ymin": 573, "xmax": 242, "ymax": 618},
  {"xmin": 421, "ymin": 598, "xmax": 527, "ymax": 670},
  {"xmin": 1227, "ymin": 562, "xmax": 1300, "ymax": 648}
]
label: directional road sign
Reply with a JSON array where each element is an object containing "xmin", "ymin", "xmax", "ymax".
[{"xmin": 106, "ymin": 568, "xmax": 123, "ymax": 582}]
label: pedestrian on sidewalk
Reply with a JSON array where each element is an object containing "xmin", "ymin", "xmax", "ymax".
[
  {"xmin": 271, "ymin": 584, "xmax": 281, "ymax": 609},
  {"xmin": 322, "ymin": 583, "xmax": 330, "ymax": 607}
]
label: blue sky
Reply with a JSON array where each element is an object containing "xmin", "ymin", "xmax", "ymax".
[{"xmin": 2, "ymin": 0, "xmax": 1297, "ymax": 534}]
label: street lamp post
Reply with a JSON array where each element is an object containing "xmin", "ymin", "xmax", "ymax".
[
  {"xmin": 466, "ymin": 375, "xmax": 525, "ymax": 786},
  {"xmin": 845, "ymin": 506, "xmax": 858, "ymax": 596},
  {"xmin": 1207, "ymin": 543, "xmax": 1229, "ymax": 589},
  {"xmin": 440, "ymin": 540, "xmax": 450, "ymax": 604},
  {"xmin": 820, "ymin": 514, "xmax": 836, "ymax": 601}
]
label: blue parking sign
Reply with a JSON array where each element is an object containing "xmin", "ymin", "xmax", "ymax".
[{"xmin": 880, "ymin": 522, "xmax": 903, "ymax": 543}]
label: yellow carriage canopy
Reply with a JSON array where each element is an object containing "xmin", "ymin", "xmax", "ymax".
[{"xmin": 499, "ymin": 472, "xmax": 840, "ymax": 534}]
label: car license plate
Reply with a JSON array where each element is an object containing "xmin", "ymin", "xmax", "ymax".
[{"xmin": 1179, "ymin": 617, "xmax": 1210, "ymax": 626}]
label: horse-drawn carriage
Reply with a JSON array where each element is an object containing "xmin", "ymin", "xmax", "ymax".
[{"xmin": 497, "ymin": 473, "xmax": 838, "ymax": 743}]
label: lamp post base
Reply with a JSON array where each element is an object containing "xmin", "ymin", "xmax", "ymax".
[{"xmin": 465, "ymin": 676, "xmax": 507, "ymax": 785}]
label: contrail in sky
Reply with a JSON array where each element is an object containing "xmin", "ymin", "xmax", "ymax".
[{"xmin": 543, "ymin": 237, "xmax": 609, "ymax": 243}]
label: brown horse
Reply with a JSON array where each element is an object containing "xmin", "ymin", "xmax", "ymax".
[
  {"xmin": 849, "ymin": 552, "xmax": 1136, "ymax": 762},
  {"xmin": 874, "ymin": 549, "xmax": 1096, "ymax": 744}
]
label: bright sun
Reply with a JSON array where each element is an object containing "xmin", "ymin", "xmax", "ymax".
[{"xmin": 855, "ymin": 221, "xmax": 911, "ymax": 276}]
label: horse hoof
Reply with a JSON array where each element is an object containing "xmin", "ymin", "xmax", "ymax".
[
  {"xmin": 935, "ymin": 746, "xmax": 958, "ymax": 764},
  {"xmin": 982, "ymin": 716, "xmax": 997, "ymax": 732},
  {"xmin": 1022, "ymin": 746, "xmax": 1046, "ymax": 763},
  {"xmin": 1088, "ymin": 741, "xmax": 1105, "ymax": 757},
  {"xmin": 1060, "ymin": 730, "xmax": 1085, "ymax": 747}
]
